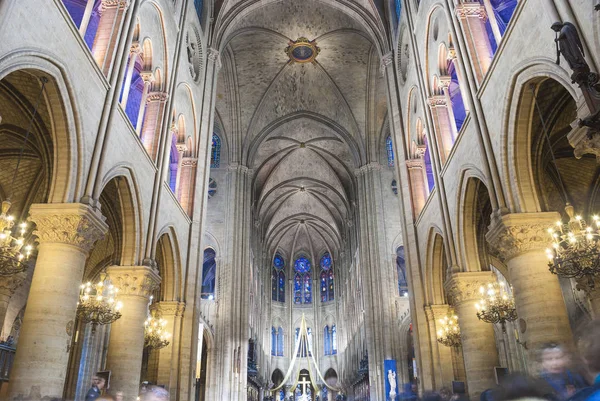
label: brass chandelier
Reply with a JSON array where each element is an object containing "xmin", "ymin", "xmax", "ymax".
[
  {"xmin": 436, "ymin": 313, "xmax": 461, "ymax": 347},
  {"xmin": 0, "ymin": 78, "xmax": 48, "ymax": 276},
  {"xmin": 144, "ymin": 302, "xmax": 171, "ymax": 350},
  {"xmin": 546, "ymin": 204, "xmax": 600, "ymax": 288},
  {"xmin": 77, "ymin": 272, "xmax": 123, "ymax": 332},
  {"xmin": 475, "ymin": 281, "xmax": 517, "ymax": 332}
]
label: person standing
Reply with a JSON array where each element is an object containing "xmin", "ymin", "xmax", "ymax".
[
  {"xmin": 539, "ymin": 344, "xmax": 588, "ymax": 400},
  {"xmin": 569, "ymin": 320, "xmax": 600, "ymax": 401},
  {"xmin": 85, "ymin": 376, "xmax": 106, "ymax": 401}
]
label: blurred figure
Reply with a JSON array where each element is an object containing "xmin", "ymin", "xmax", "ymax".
[
  {"xmin": 480, "ymin": 389, "xmax": 494, "ymax": 401},
  {"xmin": 86, "ymin": 376, "xmax": 106, "ymax": 401},
  {"xmin": 139, "ymin": 385, "xmax": 169, "ymax": 401},
  {"xmin": 494, "ymin": 373, "xmax": 555, "ymax": 401},
  {"xmin": 569, "ymin": 319, "xmax": 600, "ymax": 401},
  {"xmin": 401, "ymin": 383, "xmax": 420, "ymax": 401},
  {"xmin": 423, "ymin": 391, "xmax": 442, "ymax": 401},
  {"xmin": 439, "ymin": 388, "xmax": 453, "ymax": 401},
  {"xmin": 539, "ymin": 343, "xmax": 588, "ymax": 400},
  {"xmin": 114, "ymin": 391, "xmax": 124, "ymax": 401},
  {"xmin": 97, "ymin": 396, "xmax": 115, "ymax": 401}
]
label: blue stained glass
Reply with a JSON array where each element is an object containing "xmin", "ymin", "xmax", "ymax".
[
  {"xmin": 328, "ymin": 270, "xmax": 335, "ymax": 301},
  {"xmin": 386, "ymin": 136, "xmax": 395, "ymax": 167},
  {"xmin": 272, "ymin": 270, "xmax": 278, "ymax": 301},
  {"xmin": 278, "ymin": 271, "xmax": 285, "ymax": 303},
  {"xmin": 304, "ymin": 275, "xmax": 312, "ymax": 304},
  {"xmin": 277, "ymin": 327, "xmax": 284, "ymax": 356},
  {"xmin": 274, "ymin": 253, "xmax": 285, "ymax": 269},
  {"xmin": 332, "ymin": 325, "xmax": 337, "ymax": 354},
  {"xmin": 271, "ymin": 327, "xmax": 276, "ymax": 356},
  {"xmin": 294, "ymin": 257, "xmax": 311, "ymax": 273},
  {"xmin": 392, "ymin": 179, "xmax": 398, "ymax": 195},
  {"xmin": 423, "ymin": 136, "xmax": 435, "ymax": 192},
  {"xmin": 320, "ymin": 252, "xmax": 332, "ymax": 270},
  {"xmin": 210, "ymin": 133, "xmax": 221, "ymax": 168},
  {"xmin": 201, "ymin": 248, "xmax": 216, "ymax": 299},
  {"xmin": 294, "ymin": 274, "xmax": 303, "ymax": 304},
  {"xmin": 194, "ymin": 0, "xmax": 203, "ymax": 21},
  {"xmin": 395, "ymin": 0, "xmax": 402, "ymax": 22},
  {"xmin": 322, "ymin": 387, "xmax": 328, "ymax": 399},
  {"xmin": 324, "ymin": 326, "xmax": 331, "ymax": 355},
  {"xmin": 448, "ymin": 61, "xmax": 466, "ymax": 133},
  {"xmin": 321, "ymin": 271, "xmax": 328, "ymax": 303}
]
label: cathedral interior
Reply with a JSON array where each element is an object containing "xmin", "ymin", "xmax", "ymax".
[{"xmin": 0, "ymin": 0, "xmax": 599, "ymax": 400}]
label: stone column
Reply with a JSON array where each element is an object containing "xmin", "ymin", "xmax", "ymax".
[
  {"xmin": 428, "ymin": 96, "xmax": 454, "ymax": 163},
  {"xmin": 425, "ymin": 304, "xmax": 455, "ymax": 390},
  {"xmin": 486, "ymin": 213, "xmax": 573, "ymax": 355},
  {"xmin": 141, "ymin": 91, "xmax": 169, "ymax": 161},
  {"xmin": 0, "ymin": 273, "xmax": 25, "ymax": 336},
  {"xmin": 406, "ymin": 158, "xmax": 428, "ymax": 217},
  {"xmin": 94, "ymin": 0, "xmax": 129, "ymax": 74},
  {"xmin": 120, "ymin": 42, "xmax": 141, "ymax": 108},
  {"xmin": 445, "ymin": 272, "xmax": 499, "ymax": 399},
  {"xmin": 79, "ymin": 0, "xmax": 96, "ymax": 35},
  {"xmin": 8, "ymin": 203, "xmax": 107, "ymax": 400},
  {"xmin": 105, "ymin": 265, "xmax": 161, "ymax": 401},
  {"xmin": 178, "ymin": 158, "xmax": 197, "ymax": 216},
  {"xmin": 135, "ymin": 71, "xmax": 154, "ymax": 134},
  {"xmin": 576, "ymin": 277, "xmax": 600, "ymax": 318},
  {"xmin": 455, "ymin": 2, "xmax": 493, "ymax": 83},
  {"xmin": 154, "ymin": 301, "xmax": 185, "ymax": 398}
]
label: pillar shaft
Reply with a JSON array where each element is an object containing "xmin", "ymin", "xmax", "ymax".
[
  {"xmin": 426, "ymin": 304, "xmax": 456, "ymax": 389},
  {"xmin": 487, "ymin": 213, "xmax": 573, "ymax": 355},
  {"xmin": 446, "ymin": 272, "xmax": 499, "ymax": 399},
  {"xmin": 8, "ymin": 203, "xmax": 107, "ymax": 400},
  {"xmin": 428, "ymin": 97, "xmax": 454, "ymax": 163},
  {"xmin": 105, "ymin": 265, "xmax": 160, "ymax": 401},
  {"xmin": 120, "ymin": 44, "xmax": 140, "ymax": 108},
  {"xmin": 0, "ymin": 274, "xmax": 25, "ymax": 337},
  {"xmin": 155, "ymin": 301, "xmax": 185, "ymax": 399},
  {"xmin": 141, "ymin": 92, "xmax": 169, "ymax": 161},
  {"xmin": 406, "ymin": 158, "xmax": 428, "ymax": 218},
  {"xmin": 455, "ymin": 3, "xmax": 493, "ymax": 83}
]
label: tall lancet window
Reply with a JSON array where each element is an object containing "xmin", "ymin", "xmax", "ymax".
[
  {"xmin": 320, "ymin": 252, "xmax": 334, "ymax": 302},
  {"xmin": 272, "ymin": 253, "xmax": 285, "ymax": 303},
  {"xmin": 397, "ymin": 246, "xmax": 408, "ymax": 297},
  {"xmin": 294, "ymin": 256, "xmax": 312, "ymax": 304},
  {"xmin": 324, "ymin": 325, "xmax": 337, "ymax": 355},
  {"xmin": 295, "ymin": 327, "xmax": 313, "ymax": 357},
  {"xmin": 201, "ymin": 248, "xmax": 216, "ymax": 299},
  {"xmin": 272, "ymin": 327, "xmax": 284, "ymax": 356},
  {"xmin": 386, "ymin": 135, "xmax": 395, "ymax": 167},
  {"xmin": 210, "ymin": 133, "xmax": 221, "ymax": 168}
]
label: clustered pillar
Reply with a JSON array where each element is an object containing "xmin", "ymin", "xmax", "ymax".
[
  {"xmin": 8, "ymin": 203, "xmax": 107, "ymax": 400},
  {"xmin": 487, "ymin": 213, "xmax": 573, "ymax": 355},
  {"xmin": 445, "ymin": 271, "xmax": 499, "ymax": 399},
  {"xmin": 105, "ymin": 265, "xmax": 161, "ymax": 401}
]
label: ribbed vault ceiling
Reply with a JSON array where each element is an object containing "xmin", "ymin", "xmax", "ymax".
[{"xmin": 215, "ymin": 0, "xmax": 387, "ymax": 262}]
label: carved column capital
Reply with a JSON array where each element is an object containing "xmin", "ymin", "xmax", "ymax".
[
  {"xmin": 428, "ymin": 95, "xmax": 447, "ymax": 107},
  {"xmin": 486, "ymin": 212, "xmax": 560, "ymax": 261},
  {"xmin": 444, "ymin": 271, "xmax": 495, "ymax": 306},
  {"xmin": 107, "ymin": 265, "xmax": 161, "ymax": 299},
  {"xmin": 207, "ymin": 48, "xmax": 222, "ymax": 70},
  {"xmin": 354, "ymin": 162, "xmax": 382, "ymax": 176},
  {"xmin": 406, "ymin": 158, "xmax": 425, "ymax": 170},
  {"xmin": 181, "ymin": 157, "xmax": 198, "ymax": 167},
  {"xmin": 155, "ymin": 301, "xmax": 186, "ymax": 317},
  {"xmin": 129, "ymin": 41, "xmax": 142, "ymax": 55},
  {"xmin": 455, "ymin": 2, "xmax": 487, "ymax": 20},
  {"xmin": 29, "ymin": 203, "xmax": 108, "ymax": 254},
  {"xmin": 380, "ymin": 52, "xmax": 393, "ymax": 75},
  {"xmin": 147, "ymin": 91, "xmax": 169, "ymax": 103}
]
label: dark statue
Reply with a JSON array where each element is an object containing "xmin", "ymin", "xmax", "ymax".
[{"xmin": 551, "ymin": 21, "xmax": 600, "ymax": 135}]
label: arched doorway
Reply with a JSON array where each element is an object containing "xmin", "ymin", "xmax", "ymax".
[{"xmin": 195, "ymin": 329, "xmax": 209, "ymax": 401}]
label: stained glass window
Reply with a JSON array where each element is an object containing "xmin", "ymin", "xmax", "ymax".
[
  {"xmin": 207, "ymin": 178, "xmax": 217, "ymax": 198},
  {"xmin": 324, "ymin": 326, "xmax": 331, "ymax": 355},
  {"xmin": 194, "ymin": 0, "xmax": 203, "ymax": 21},
  {"xmin": 397, "ymin": 246, "xmax": 408, "ymax": 297},
  {"xmin": 210, "ymin": 133, "xmax": 221, "ymax": 168},
  {"xmin": 448, "ymin": 60, "xmax": 466, "ymax": 133},
  {"xmin": 272, "ymin": 253, "xmax": 285, "ymax": 303},
  {"xmin": 395, "ymin": 0, "xmax": 402, "ymax": 22},
  {"xmin": 295, "ymin": 327, "xmax": 312, "ymax": 357},
  {"xmin": 168, "ymin": 137, "xmax": 178, "ymax": 193},
  {"xmin": 294, "ymin": 256, "xmax": 312, "ymax": 304},
  {"xmin": 386, "ymin": 136, "xmax": 395, "ymax": 167},
  {"xmin": 392, "ymin": 179, "xmax": 398, "ymax": 195},
  {"xmin": 271, "ymin": 327, "xmax": 277, "ymax": 356},
  {"xmin": 320, "ymin": 253, "xmax": 334, "ymax": 302},
  {"xmin": 332, "ymin": 325, "xmax": 337, "ymax": 354},
  {"xmin": 277, "ymin": 327, "xmax": 284, "ymax": 356},
  {"xmin": 201, "ymin": 248, "xmax": 216, "ymax": 299}
]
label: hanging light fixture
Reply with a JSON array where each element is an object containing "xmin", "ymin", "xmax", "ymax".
[
  {"xmin": 144, "ymin": 299, "xmax": 171, "ymax": 350},
  {"xmin": 436, "ymin": 313, "xmax": 461, "ymax": 347},
  {"xmin": 546, "ymin": 204, "xmax": 600, "ymax": 288},
  {"xmin": 0, "ymin": 78, "xmax": 48, "ymax": 276},
  {"xmin": 76, "ymin": 271, "xmax": 123, "ymax": 333},
  {"xmin": 475, "ymin": 281, "xmax": 517, "ymax": 332},
  {"xmin": 528, "ymin": 84, "xmax": 600, "ymax": 288}
]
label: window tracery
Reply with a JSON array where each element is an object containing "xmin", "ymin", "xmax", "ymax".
[
  {"xmin": 272, "ymin": 253, "xmax": 285, "ymax": 303},
  {"xmin": 320, "ymin": 252, "xmax": 334, "ymax": 302},
  {"xmin": 210, "ymin": 133, "xmax": 221, "ymax": 168},
  {"xmin": 294, "ymin": 257, "xmax": 312, "ymax": 304}
]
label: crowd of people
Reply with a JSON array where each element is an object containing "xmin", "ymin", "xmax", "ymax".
[
  {"xmin": 400, "ymin": 319, "xmax": 600, "ymax": 401},
  {"xmin": 84, "ymin": 378, "xmax": 168, "ymax": 401}
]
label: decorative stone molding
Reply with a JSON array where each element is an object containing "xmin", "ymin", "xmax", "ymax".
[
  {"xmin": 29, "ymin": 203, "xmax": 108, "ymax": 254},
  {"xmin": 207, "ymin": 48, "xmax": 222, "ymax": 70},
  {"xmin": 455, "ymin": 3, "xmax": 487, "ymax": 20},
  {"xmin": 156, "ymin": 301, "xmax": 186, "ymax": 317},
  {"xmin": 102, "ymin": 0, "xmax": 129, "ymax": 8},
  {"xmin": 380, "ymin": 52, "xmax": 393, "ymax": 76},
  {"xmin": 176, "ymin": 143, "xmax": 188, "ymax": 153},
  {"xmin": 485, "ymin": 212, "xmax": 560, "ymax": 261},
  {"xmin": 415, "ymin": 144, "xmax": 427, "ymax": 159},
  {"xmin": 140, "ymin": 71, "xmax": 155, "ymax": 84},
  {"xmin": 428, "ymin": 95, "xmax": 447, "ymax": 107},
  {"xmin": 354, "ymin": 162, "xmax": 381, "ymax": 177},
  {"xmin": 429, "ymin": 304, "xmax": 453, "ymax": 321},
  {"xmin": 406, "ymin": 158, "xmax": 425, "ymax": 170},
  {"xmin": 444, "ymin": 271, "xmax": 495, "ymax": 306},
  {"xmin": 129, "ymin": 41, "xmax": 141, "ymax": 55},
  {"xmin": 147, "ymin": 91, "xmax": 169, "ymax": 103},
  {"xmin": 181, "ymin": 157, "xmax": 198, "ymax": 167},
  {"xmin": 107, "ymin": 266, "xmax": 161, "ymax": 299},
  {"xmin": 567, "ymin": 119, "xmax": 600, "ymax": 163}
]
